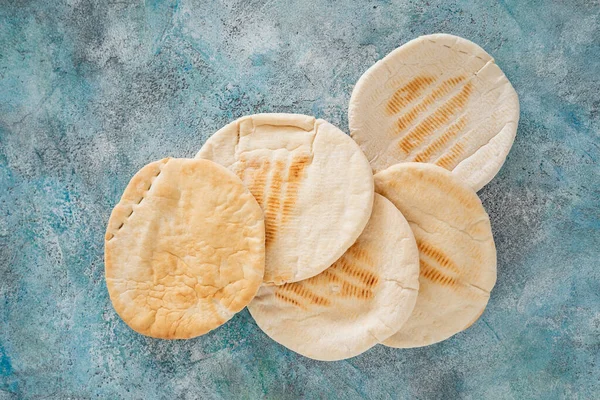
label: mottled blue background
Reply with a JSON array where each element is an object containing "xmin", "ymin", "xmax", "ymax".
[{"xmin": 1, "ymin": 0, "xmax": 599, "ymax": 398}]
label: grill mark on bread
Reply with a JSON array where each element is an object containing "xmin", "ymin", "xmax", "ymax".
[
  {"xmin": 320, "ymin": 269, "xmax": 342, "ymax": 283},
  {"xmin": 277, "ymin": 282, "xmax": 331, "ymax": 306},
  {"xmin": 420, "ymin": 259, "xmax": 458, "ymax": 287},
  {"xmin": 334, "ymin": 244, "xmax": 379, "ymax": 299},
  {"xmin": 245, "ymin": 159, "xmax": 270, "ymax": 206},
  {"xmin": 391, "ymin": 76, "xmax": 466, "ymax": 136},
  {"xmin": 340, "ymin": 278, "xmax": 372, "ymax": 299},
  {"xmin": 236, "ymin": 158, "xmax": 267, "ymax": 205},
  {"xmin": 415, "ymin": 173, "xmax": 481, "ymax": 211},
  {"xmin": 412, "ymin": 116, "xmax": 468, "ymax": 162},
  {"xmin": 311, "ymin": 266, "xmax": 376, "ymax": 301},
  {"xmin": 337, "ymin": 255, "xmax": 379, "ymax": 288},
  {"xmin": 233, "ymin": 159, "xmax": 249, "ymax": 183},
  {"xmin": 274, "ymin": 244, "xmax": 380, "ymax": 308},
  {"xmin": 346, "ymin": 244, "xmax": 374, "ymax": 266},
  {"xmin": 386, "ymin": 76, "xmax": 436, "ymax": 116},
  {"xmin": 281, "ymin": 155, "xmax": 310, "ymax": 224},
  {"xmin": 264, "ymin": 160, "xmax": 285, "ymax": 244},
  {"xmin": 417, "ymin": 240, "xmax": 460, "ymax": 274},
  {"xmin": 397, "ymin": 82, "xmax": 473, "ymax": 155},
  {"xmin": 435, "ymin": 141, "xmax": 466, "ymax": 170},
  {"xmin": 275, "ymin": 291, "xmax": 305, "ymax": 308},
  {"xmin": 237, "ymin": 154, "xmax": 310, "ymax": 247}
]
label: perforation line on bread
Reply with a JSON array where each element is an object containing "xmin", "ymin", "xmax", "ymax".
[
  {"xmin": 106, "ymin": 159, "xmax": 169, "ymax": 241},
  {"xmin": 426, "ymin": 37, "xmax": 487, "ymax": 62}
]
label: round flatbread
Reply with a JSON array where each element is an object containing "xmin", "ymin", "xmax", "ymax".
[
  {"xmin": 374, "ymin": 163, "xmax": 496, "ymax": 348},
  {"xmin": 196, "ymin": 113, "xmax": 374, "ymax": 285},
  {"xmin": 349, "ymin": 33, "xmax": 520, "ymax": 191},
  {"xmin": 105, "ymin": 158, "xmax": 265, "ymax": 339},
  {"xmin": 247, "ymin": 194, "xmax": 420, "ymax": 361}
]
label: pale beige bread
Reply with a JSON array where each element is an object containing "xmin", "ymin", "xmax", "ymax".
[
  {"xmin": 374, "ymin": 163, "xmax": 497, "ymax": 348},
  {"xmin": 196, "ymin": 114, "xmax": 374, "ymax": 285},
  {"xmin": 247, "ymin": 194, "xmax": 419, "ymax": 361},
  {"xmin": 105, "ymin": 158, "xmax": 265, "ymax": 339},
  {"xmin": 349, "ymin": 33, "xmax": 520, "ymax": 191}
]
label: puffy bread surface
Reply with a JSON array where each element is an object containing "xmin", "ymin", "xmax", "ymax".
[
  {"xmin": 105, "ymin": 158, "xmax": 265, "ymax": 339},
  {"xmin": 349, "ymin": 33, "xmax": 520, "ymax": 191},
  {"xmin": 375, "ymin": 163, "xmax": 497, "ymax": 348},
  {"xmin": 197, "ymin": 113, "xmax": 374, "ymax": 285},
  {"xmin": 248, "ymin": 194, "xmax": 420, "ymax": 361}
]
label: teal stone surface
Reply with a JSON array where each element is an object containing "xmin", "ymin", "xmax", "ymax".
[{"xmin": 1, "ymin": 0, "xmax": 599, "ymax": 398}]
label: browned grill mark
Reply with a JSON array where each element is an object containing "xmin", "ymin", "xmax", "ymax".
[
  {"xmin": 435, "ymin": 141, "xmax": 466, "ymax": 170},
  {"xmin": 337, "ymin": 256, "xmax": 379, "ymax": 288},
  {"xmin": 233, "ymin": 160, "xmax": 250, "ymax": 189},
  {"xmin": 386, "ymin": 76, "xmax": 436, "ymax": 116},
  {"xmin": 320, "ymin": 269, "xmax": 342, "ymax": 283},
  {"xmin": 420, "ymin": 259, "xmax": 458, "ymax": 286},
  {"xmin": 281, "ymin": 155, "xmax": 310, "ymax": 224},
  {"xmin": 340, "ymin": 279, "xmax": 373, "ymax": 299},
  {"xmin": 276, "ymin": 246, "xmax": 380, "ymax": 309},
  {"xmin": 392, "ymin": 76, "xmax": 466, "ymax": 136},
  {"xmin": 237, "ymin": 154, "xmax": 310, "ymax": 246},
  {"xmin": 278, "ymin": 282, "xmax": 331, "ymax": 306},
  {"xmin": 233, "ymin": 160, "xmax": 245, "ymax": 178},
  {"xmin": 264, "ymin": 161, "xmax": 285, "ymax": 244},
  {"xmin": 275, "ymin": 291, "xmax": 304, "ymax": 308},
  {"xmin": 247, "ymin": 159, "xmax": 270, "ymax": 206},
  {"xmin": 412, "ymin": 116, "xmax": 468, "ymax": 163},
  {"xmin": 237, "ymin": 158, "xmax": 267, "ymax": 201},
  {"xmin": 417, "ymin": 240, "xmax": 460, "ymax": 274},
  {"xmin": 244, "ymin": 158, "xmax": 263, "ymax": 169},
  {"xmin": 346, "ymin": 244, "xmax": 374, "ymax": 266},
  {"xmin": 397, "ymin": 82, "xmax": 473, "ymax": 155},
  {"xmin": 417, "ymin": 173, "xmax": 479, "ymax": 210},
  {"xmin": 309, "ymin": 268, "xmax": 375, "ymax": 300}
]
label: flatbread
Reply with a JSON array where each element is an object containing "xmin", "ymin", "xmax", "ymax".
[
  {"xmin": 349, "ymin": 33, "xmax": 520, "ymax": 191},
  {"xmin": 375, "ymin": 163, "xmax": 497, "ymax": 348},
  {"xmin": 196, "ymin": 114, "xmax": 374, "ymax": 285},
  {"xmin": 247, "ymin": 194, "xmax": 420, "ymax": 360},
  {"xmin": 105, "ymin": 158, "xmax": 265, "ymax": 339}
]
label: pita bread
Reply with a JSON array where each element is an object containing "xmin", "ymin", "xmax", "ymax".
[
  {"xmin": 105, "ymin": 158, "xmax": 265, "ymax": 339},
  {"xmin": 349, "ymin": 33, "xmax": 520, "ymax": 191},
  {"xmin": 374, "ymin": 163, "xmax": 496, "ymax": 348},
  {"xmin": 196, "ymin": 114, "xmax": 374, "ymax": 285},
  {"xmin": 247, "ymin": 194, "xmax": 420, "ymax": 361}
]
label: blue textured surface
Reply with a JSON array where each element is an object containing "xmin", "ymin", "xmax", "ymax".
[{"xmin": 1, "ymin": 0, "xmax": 599, "ymax": 398}]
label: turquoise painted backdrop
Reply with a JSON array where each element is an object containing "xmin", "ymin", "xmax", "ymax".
[{"xmin": 1, "ymin": 0, "xmax": 598, "ymax": 398}]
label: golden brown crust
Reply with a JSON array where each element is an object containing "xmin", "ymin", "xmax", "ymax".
[{"xmin": 105, "ymin": 158, "xmax": 265, "ymax": 339}]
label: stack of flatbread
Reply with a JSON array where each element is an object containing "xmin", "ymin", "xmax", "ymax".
[{"xmin": 105, "ymin": 34, "xmax": 519, "ymax": 361}]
